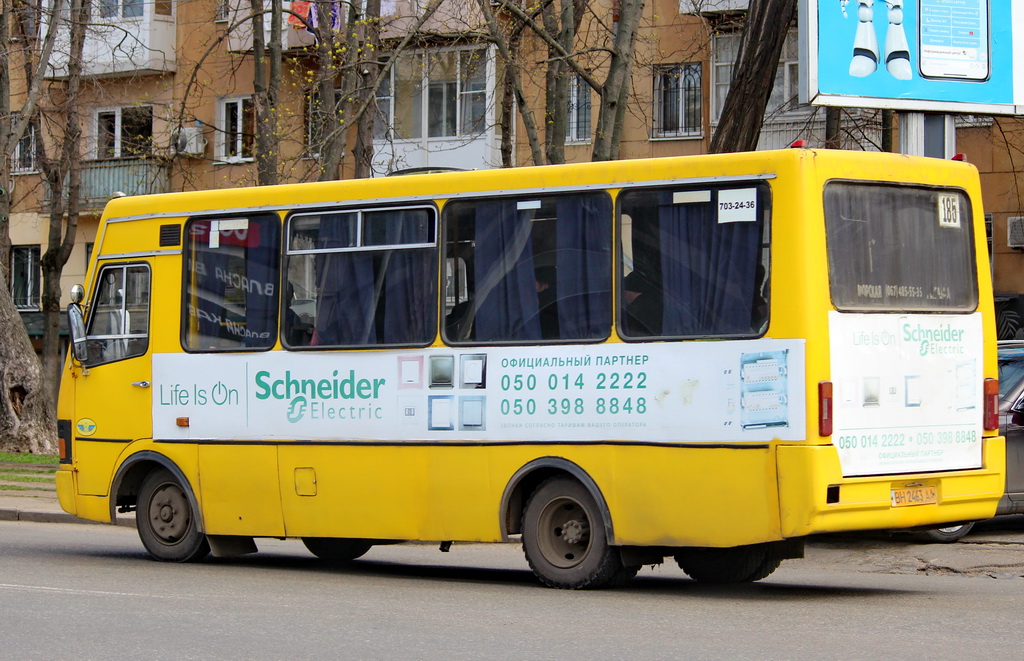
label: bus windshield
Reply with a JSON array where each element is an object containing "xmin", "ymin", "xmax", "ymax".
[{"xmin": 824, "ymin": 182, "xmax": 978, "ymax": 312}]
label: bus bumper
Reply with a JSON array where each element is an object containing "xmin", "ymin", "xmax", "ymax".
[
  {"xmin": 55, "ymin": 467, "xmax": 111, "ymax": 524},
  {"xmin": 776, "ymin": 436, "xmax": 1005, "ymax": 537}
]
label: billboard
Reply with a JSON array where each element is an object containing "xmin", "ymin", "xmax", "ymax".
[{"xmin": 800, "ymin": 0, "xmax": 1024, "ymax": 114}]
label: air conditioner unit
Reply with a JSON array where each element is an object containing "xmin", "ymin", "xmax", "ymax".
[
  {"xmin": 1008, "ymin": 216, "xmax": 1024, "ymax": 249},
  {"xmin": 173, "ymin": 126, "xmax": 207, "ymax": 157}
]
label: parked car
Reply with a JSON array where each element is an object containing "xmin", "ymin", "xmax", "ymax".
[{"xmin": 919, "ymin": 340, "xmax": 1024, "ymax": 542}]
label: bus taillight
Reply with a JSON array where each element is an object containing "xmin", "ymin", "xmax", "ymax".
[
  {"xmin": 984, "ymin": 378, "xmax": 1000, "ymax": 431},
  {"xmin": 818, "ymin": 381, "xmax": 833, "ymax": 437}
]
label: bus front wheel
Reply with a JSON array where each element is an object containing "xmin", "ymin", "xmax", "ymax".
[
  {"xmin": 675, "ymin": 543, "xmax": 781, "ymax": 583},
  {"xmin": 136, "ymin": 468, "xmax": 210, "ymax": 563},
  {"xmin": 521, "ymin": 477, "xmax": 637, "ymax": 589},
  {"xmin": 302, "ymin": 537, "xmax": 373, "ymax": 563}
]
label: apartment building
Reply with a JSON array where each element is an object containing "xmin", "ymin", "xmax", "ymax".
[{"xmin": 8, "ymin": 0, "xmax": 1024, "ymax": 342}]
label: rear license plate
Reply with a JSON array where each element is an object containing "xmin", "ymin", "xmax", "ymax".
[{"xmin": 891, "ymin": 484, "xmax": 938, "ymax": 507}]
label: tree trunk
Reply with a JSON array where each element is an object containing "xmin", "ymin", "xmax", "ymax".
[
  {"xmin": 591, "ymin": 0, "xmax": 644, "ymax": 162},
  {"xmin": 0, "ymin": 282, "xmax": 55, "ymax": 454},
  {"xmin": 251, "ymin": 0, "xmax": 280, "ymax": 185},
  {"xmin": 480, "ymin": 0, "xmax": 544, "ymax": 166},
  {"xmin": 41, "ymin": 0, "xmax": 89, "ymax": 403},
  {"xmin": 354, "ymin": 0, "xmax": 382, "ymax": 179},
  {"xmin": 709, "ymin": 0, "xmax": 798, "ymax": 154}
]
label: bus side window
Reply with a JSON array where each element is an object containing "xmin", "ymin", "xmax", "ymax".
[
  {"xmin": 442, "ymin": 193, "xmax": 612, "ymax": 344},
  {"xmin": 84, "ymin": 263, "xmax": 150, "ymax": 366},
  {"xmin": 618, "ymin": 185, "xmax": 770, "ymax": 339},
  {"xmin": 283, "ymin": 207, "xmax": 437, "ymax": 348},
  {"xmin": 183, "ymin": 215, "xmax": 280, "ymax": 351}
]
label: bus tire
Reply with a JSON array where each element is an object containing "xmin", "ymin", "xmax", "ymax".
[
  {"xmin": 136, "ymin": 468, "xmax": 210, "ymax": 563},
  {"xmin": 917, "ymin": 522, "xmax": 975, "ymax": 543},
  {"xmin": 302, "ymin": 537, "xmax": 373, "ymax": 563},
  {"xmin": 521, "ymin": 476, "xmax": 638, "ymax": 589},
  {"xmin": 675, "ymin": 543, "xmax": 782, "ymax": 583}
]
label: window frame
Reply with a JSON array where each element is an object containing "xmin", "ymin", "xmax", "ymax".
[
  {"xmin": 219, "ymin": 96, "xmax": 255, "ymax": 163},
  {"xmin": 824, "ymin": 181, "xmax": 979, "ymax": 313},
  {"xmin": 441, "ymin": 191, "xmax": 614, "ymax": 347},
  {"xmin": 83, "ymin": 262, "xmax": 151, "ymax": 367},
  {"xmin": 616, "ymin": 182, "xmax": 772, "ymax": 341},
  {"xmin": 12, "ymin": 117, "xmax": 38, "ymax": 174},
  {"xmin": 652, "ymin": 62, "xmax": 703, "ymax": 139},
  {"xmin": 378, "ymin": 46, "xmax": 489, "ymax": 143},
  {"xmin": 283, "ymin": 204, "xmax": 440, "ymax": 350},
  {"xmin": 711, "ymin": 29, "xmax": 807, "ymax": 125},
  {"xmin": 565, "ymin": 74, "xmax": 592, "ymax": 144},
  {"xmin": 94, "ymin": 105, "xmax": 153, "ymax": 160},
  {"xmin": 181, "ymin": 214, "xmax": 281, "ymax": 353},
  {"xmin": 10, "ymin": 244, "xmax": 41, "ymax": 311}
]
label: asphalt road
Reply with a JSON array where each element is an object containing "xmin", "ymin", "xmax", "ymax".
[{"xmin": 2, "ymin": 519, "xmax": 1024, "ymax": 660}]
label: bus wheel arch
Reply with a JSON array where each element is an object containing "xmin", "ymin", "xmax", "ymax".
[
  {"xmin": 112, "ymin": 452, "xmax": 210, "ymax": 563},
  {"xmin": 110, "ymin": 451, "xmax": 204, "ymax": 531},
  {"xmin": 500, "ymin": 458, "xmax": 614, "ymax": 540}
]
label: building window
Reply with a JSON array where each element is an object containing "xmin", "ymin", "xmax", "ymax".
[
  {"xmin": 10, "ymin": 245, "xmax": 41, "ymax": 310},
  {"xmin": 381, "ymin": 48, "xmax": 488, "ymax": 141},
  {"xmin": 566, "ymin": 74, "xmax": 592, "ymax": 143},
  {"xmin": 97, "ymin": 0, "xmax": 143, "ymax": 19},
  {"xmin": 653, "ymin": 63, "xmax": 702, "ymax": 138},
  {"xmin": 154, "ymin": 0, "xmax": 172, "ymax": 16},
  {"xmin": 96, "ymin": 106, "xmax": 153, "ymax": 159},
  {"xmin": 220, "ymin": 97, "xmax": 255, "ymax": 161},
  {"xmin": 13, "ymin": 117, "xmax": 38, "ymax": 173},
  {"xmin": 712, "ymin": 30, "xmax": 805, "ymax": 124}
]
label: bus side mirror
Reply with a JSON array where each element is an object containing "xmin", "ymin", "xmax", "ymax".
[{"xmin": 67, "ymin": 303, "xmax": 89, "ymax": 363}]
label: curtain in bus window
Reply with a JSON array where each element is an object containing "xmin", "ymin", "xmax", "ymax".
[
  {"xmin": 555, "ymin": 195, "xmax": 611, "ymax": 339},
  {"xmin": 659, "ymin": 190, "xmax": 760, "ymax": 336},
  {"xmin": 380, "ymin": 209, "xmax": 437, "ymax": 344},
  {"xmin": 243, "ymin": 224, "xmax": 279, "ymax": 347},
  {"xmin": 313, "ymin": 216, "xmax": 376, "ymax": 345},
  {"xmin": 473, "ymin": 200, "xmax": 542, "ymax": 341}
]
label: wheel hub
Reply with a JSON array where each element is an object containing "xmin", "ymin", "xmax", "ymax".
[{"xmin": 560, "ymin": 519, "xmax": 586, "ymax": 545}]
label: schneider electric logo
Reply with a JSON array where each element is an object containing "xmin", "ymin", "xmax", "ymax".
[
  {"xmin": 254, "ymin": 369, "xmax": 386, "ymax": 423},
  {"xmin": 287, "ymin": 396, "xmax": 308, "ymax": 423},
  {"xmin": 902, "ymin": 323, "xmax": 966, "ymax": 357}
]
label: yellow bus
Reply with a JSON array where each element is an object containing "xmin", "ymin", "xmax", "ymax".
[{"xmin": 56, "ymin": 148, "xmax": 1004, "ymax": 588}]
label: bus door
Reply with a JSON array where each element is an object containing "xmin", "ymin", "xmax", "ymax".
[{"xmin": 73, "ymin": 261, "xmax": 153, "ymax": 495}]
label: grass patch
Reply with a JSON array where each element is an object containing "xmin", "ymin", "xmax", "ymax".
[
  {"xmin": 1, "ymin": 466, "xmax": 57, "ymax": 475},
  {"xmin": 0, "ymin": 474, "xmax": 54, "ymax": 484},
  {"xmin": 0, "ymin": 452, "xmax": 59, "ymax": 464},
  {"xmin": 0, "ymin": 484, "xmax": 31, "ymax": 491}
]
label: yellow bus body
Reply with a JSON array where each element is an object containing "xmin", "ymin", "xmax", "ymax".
[{"xmin": 55, "ymin": 149, "xmax": 1004, "ymax": 580}]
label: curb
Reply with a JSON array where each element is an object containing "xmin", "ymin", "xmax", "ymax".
[{"xmin": 0, "ymin": 506, "xmax": 136, "ymax": 527}]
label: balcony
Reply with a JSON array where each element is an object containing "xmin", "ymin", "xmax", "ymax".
[
  {"xmin": 45, "ymin": 6, "xmax": 176, "ymax": 78},
  {"xmin": 44, "ymin": 159, "xmax": 170, "ymax": 209}
]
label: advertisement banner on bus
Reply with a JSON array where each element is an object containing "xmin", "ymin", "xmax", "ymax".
[
  {"xmin": 152, "ymin": 339, "xmax": 807, "ymax": 444},
  {"xmin": 829, "ymin": 311, "xmax": 984, "ymax": 476}
]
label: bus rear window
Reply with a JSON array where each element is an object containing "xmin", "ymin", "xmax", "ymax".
[{"xmin": 825, "ymin": 183, "xmax": 978, "ymax": 311}]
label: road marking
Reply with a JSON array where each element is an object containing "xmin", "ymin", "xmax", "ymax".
[{"xmin": 0, "ymin": 583, "xmax": 182, "ymax": 599}]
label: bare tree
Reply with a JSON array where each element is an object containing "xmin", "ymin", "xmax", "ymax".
[
  {"xmin": 709, "ymin": 0, "xmax": 797, "ymax": 153},
  {"xmin": 38, "ymin": 0, "xmax": 89, "ymax": 402},
  {"xmin": 0, "ymin": 0, "xmax": 65, "ymax": 453},
  {"xmin": 487, "ymin": 0, "xmax": 645, "ymax": 164}
]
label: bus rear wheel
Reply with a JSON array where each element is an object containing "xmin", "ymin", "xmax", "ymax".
[
  {"xmin": 302, "ymin": 537, "xmax": 373, "ymax": 563},
  {"xmin": 521, "ymin": 477, "xmax": 638, "ymax": 589},
  {"xmin": 136, "ymin": 468, "xmax": 210, "ymax": 562},
  {"xmin": 674, "ymin": 543, "xmax": 781, "ymax": 583}
]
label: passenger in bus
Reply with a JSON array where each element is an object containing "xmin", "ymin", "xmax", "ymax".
[
  {"xmin": 623, "ymin": 270, "xmax": 662, "ymax": 336},
  {"xmin": 445, "ymin": 298, "xmax": 474, "ymax": 341}
]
